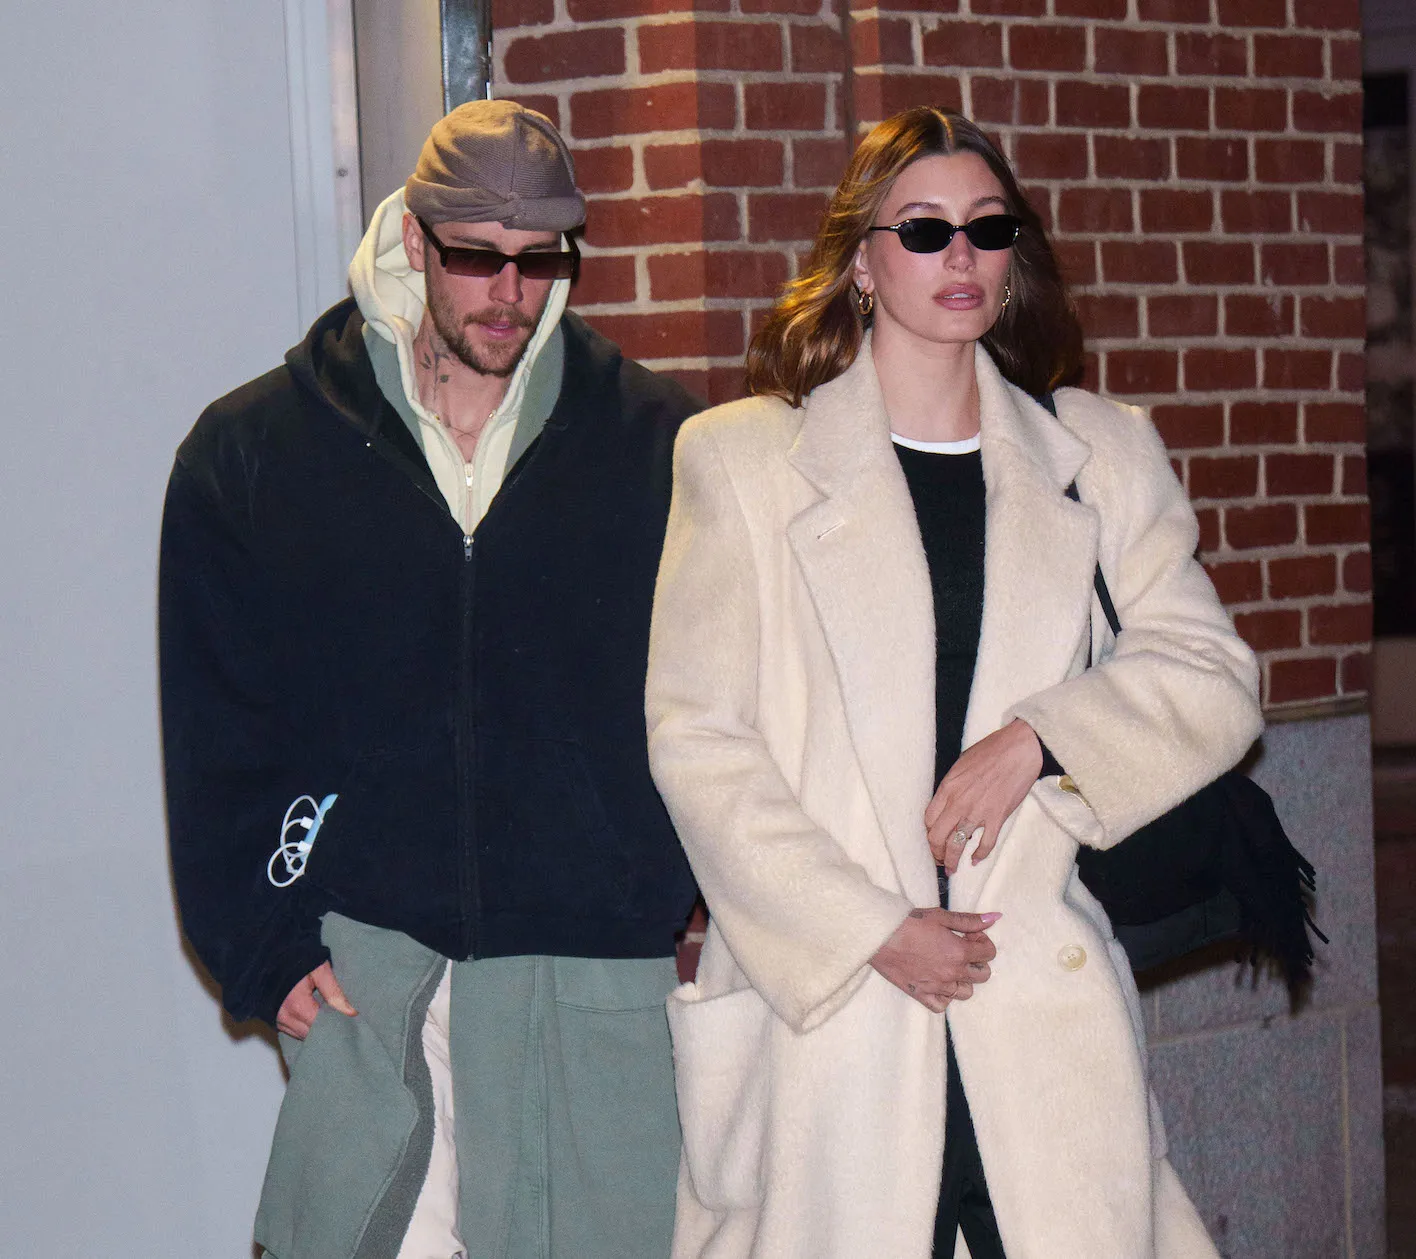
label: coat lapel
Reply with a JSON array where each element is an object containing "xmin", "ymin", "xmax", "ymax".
[
  {"xmin": 947, "ymin": 349, "xmax": 1098, "ymax": 911},
  {"xmin": 786, "ymin": 348, "xmax": 939, "ymax": 904},
  {"xmin": 961, "ymin": 346, "xmax": 1097, "ymax": 752}
]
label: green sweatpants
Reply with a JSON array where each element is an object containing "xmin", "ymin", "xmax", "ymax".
[{"xmin": 256, "ymin": 913, "xmax": 681, "ymax": 1259}]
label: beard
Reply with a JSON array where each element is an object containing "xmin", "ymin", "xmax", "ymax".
[{"xmin": 425, "ymin": 271, "xmax": 545, "ymax": 378}]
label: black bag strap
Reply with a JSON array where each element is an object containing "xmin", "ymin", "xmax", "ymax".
[{"xmin": 1065, "ymin": 481, "xmax": 1122, "ymax": 639}]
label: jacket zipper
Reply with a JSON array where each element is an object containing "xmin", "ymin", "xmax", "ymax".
[
  {"xmin": 350, "ymin": 403, "xmax": 554, "ymax": 963},
  {"xmin": 458, "ymin": 452, "xmax": 480, "ymax": 958},
  {"xmin": 353, "ymin": 422, "xmax": 483, "ymax": 960},
  {"xmin": 459, "ymin": 528, "xmax": 479, "ymax": 958},
  {"xmin": 450, "ymin": 425, "xmax": 556, "ymax": 958}
]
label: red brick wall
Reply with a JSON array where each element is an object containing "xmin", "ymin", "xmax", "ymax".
[
  {"xmin": 493, "ymin": 0, "xmax": 847, "ymax": 405},
  {"xmin": 492, "ymin": 0, "xmax": 1369, "ymax": 715}
]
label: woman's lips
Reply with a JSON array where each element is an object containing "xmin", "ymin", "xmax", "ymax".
[{"xmin": 934, "ymin": 285, "xmax": 985, "ymax": 310}]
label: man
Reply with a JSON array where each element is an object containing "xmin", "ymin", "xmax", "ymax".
[{"xmin": 160, "ymin": 101, "xmax": 701, "ymax": 1259}]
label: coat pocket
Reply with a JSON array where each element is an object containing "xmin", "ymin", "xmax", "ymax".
[{"xmin": 666, "ymin": 981, "xmax": 773, "ymax": 1211}]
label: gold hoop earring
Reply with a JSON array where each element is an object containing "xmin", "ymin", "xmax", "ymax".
[
  {"xmin": 1000, "ymin": 284, "xmax": 1012, "ymax": 311},
  {"xmin": 857, "ymin": 288, "xmax": 874, "ymax": 318}
]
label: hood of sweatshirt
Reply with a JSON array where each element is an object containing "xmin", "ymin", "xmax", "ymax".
[
  {"xmin": 347, "ymin": 188, "xmax": 570, "ymax": 433},
  {"xmin": 345, "ymin": 188, "xmax": 571, "ymax": 532}
]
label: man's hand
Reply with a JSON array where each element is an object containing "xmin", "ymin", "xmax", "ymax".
[
  {"xmin": 926, "ymin": 718, "xmax": 1044, "ymax": 875},
  {"xmin": 276, "ymin": 961, "xmax": 358, "ymax": 1039},
  {"xmin": 870, "ymin": 908, "xmax": 1000, "ymax": 1013}
]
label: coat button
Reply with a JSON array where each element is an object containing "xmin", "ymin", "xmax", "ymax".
[{"xmin": 1058, "ymin": 944, "xmax": 1087, "ymax": 971}]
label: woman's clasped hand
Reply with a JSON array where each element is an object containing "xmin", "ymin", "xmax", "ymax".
[{"xmin": 870, "ymin": 907, "xmax": 1001, "ymax": 1013}]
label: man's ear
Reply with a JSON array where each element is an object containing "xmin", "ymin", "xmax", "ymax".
[{"xmin": 403, "ymin": 212, "xmax": 427, "ymax": 273}]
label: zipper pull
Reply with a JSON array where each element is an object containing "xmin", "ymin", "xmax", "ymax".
[{"xmin": 464, "ymin": 533, "xmax": 473, "ymax": 561}]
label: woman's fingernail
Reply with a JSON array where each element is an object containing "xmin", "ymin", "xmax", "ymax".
[{"xmin": 979, "ymin": 912, "xmax": 1002, "ymax": 926}]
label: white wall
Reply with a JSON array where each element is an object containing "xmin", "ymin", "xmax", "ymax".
[
  {"xmin": 354, "ymin": 0, "xmax": 444, "ymax": 223},
  {"xmin": 0, "ymin": 2, "xmax": 319, "ymax": 1252}
]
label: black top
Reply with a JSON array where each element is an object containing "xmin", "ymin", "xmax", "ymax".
[
  {"xmin": 159, "ymin": 302, "xmax": 704, "ymax": 1025},
  {"xmin": 896, "ymin": 443, "xmax": 1066, "ymax": 790},
  {"xmin": 895, "ymin": 444, "xmax": 988, "ymax": 786}
]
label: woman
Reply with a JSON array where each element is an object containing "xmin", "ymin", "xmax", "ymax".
[{"xmin": 645, "ymin": 107, "xmax": 1261, "ymax": 1259}]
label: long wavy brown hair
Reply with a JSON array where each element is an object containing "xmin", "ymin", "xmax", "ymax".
[{"xmin": 746, "ymin": 107, "xmax": 1084, "ymax": 406}]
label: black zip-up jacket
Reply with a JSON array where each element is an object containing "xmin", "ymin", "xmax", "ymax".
[{"xmin": 160, "ymin": 300, "xmax": 703, "ymax": 1025}]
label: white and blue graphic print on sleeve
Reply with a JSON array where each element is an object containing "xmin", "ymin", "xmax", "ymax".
[{"xmin": 267, "ymin": 793, "xmax": 338, "ymax": 888}]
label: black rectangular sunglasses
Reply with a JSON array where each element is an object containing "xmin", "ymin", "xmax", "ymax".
[
  {"xmin": 418, "ymin": 216, "xmax": 580, "ymax": 281},
  {"xmin": 868, "ymin": 214, "xmax": 1022, "ymax": 253}
]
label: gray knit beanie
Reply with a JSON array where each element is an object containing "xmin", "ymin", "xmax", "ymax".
[{"xmin": 405, "ymin": 100, "xmax": 586, "ymax": 232}]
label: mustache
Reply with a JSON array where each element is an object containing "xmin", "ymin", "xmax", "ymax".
[{"xmin": 465, "ymin": 305, "xmax": 536, "ymax": 330}]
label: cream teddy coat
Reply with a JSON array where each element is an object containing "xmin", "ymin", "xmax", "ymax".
[{"xmin": 645, "ymin": 343, "xmax": 1263, "ymax": 1259}]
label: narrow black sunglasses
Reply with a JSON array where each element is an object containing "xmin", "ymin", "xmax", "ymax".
[
  {"xmin": 868, "ymin": 214, "xmax": 1022, "ymax": 253},
  {"xmin": 417, "ymin": 216, "xmax": 579, "ymax": 281}
]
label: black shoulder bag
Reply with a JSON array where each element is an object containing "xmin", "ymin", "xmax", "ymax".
[{"xmin": 1043, "ymin": 399, "xmax": 1325, "ymax": 990}]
